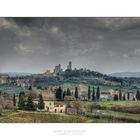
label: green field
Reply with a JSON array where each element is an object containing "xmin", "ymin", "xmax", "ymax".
[
  {"xmin": 0, "ymin": 84, "xmax": 27, "ymax": 95},
  {"xmin": 0, "ymin": 111, "xmax": 112, "ymax": 123},
  {"xmin": 33, "ymin": 81, "xmax": 121, "ymax": 92},
  {"xmin": 81, "ymin": 101, "xmax": 140, "ymax": 122},
  {"xmin": 0, "ymin": 101, "xmax": 140, "ymax": 123},
  {"xmin": 0, "ymin": 82, "xmax": 121, "ymax": 95},
  {"xmin": 61, "ymin": 82, "xmax": 120, "ymax": 92},
  {"xmin": 85, "ymin": 109, "xmax": 140, "ymax": 123},
  {"xmin": 83, "ymin": 101, "xmax": 140, "ymax": 108}
]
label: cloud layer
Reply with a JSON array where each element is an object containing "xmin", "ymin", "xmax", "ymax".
[{"xmin": 0, "ymin": 17, "xmax": 140, "ymax": 74}]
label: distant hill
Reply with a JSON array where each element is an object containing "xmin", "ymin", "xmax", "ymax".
[
  {"xmin": 2, "ymin": 72, "xmax": 32, "ymax": 77},
  {"xmin": 110, "ymin": 72, "xmax": 140, "ymax": 78}
]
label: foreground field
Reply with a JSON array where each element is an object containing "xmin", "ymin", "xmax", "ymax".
[
  {"xmin": 93, "ymin": 101, "xmax": 140, "ymax": 114},
  {"xmin": 82, "ymin": 101, "xmax": 140, "ymax": 122},
  {"xmin": 0, "ymin": 111, "xmax": 94, "ymax": 123},
  {"xmin": 85, "ymin": 109, "xmax": 140, "ymax": 123},
  {"xmin": 0, "ymin": 101, "xmax": 140, "ymax": 123}
]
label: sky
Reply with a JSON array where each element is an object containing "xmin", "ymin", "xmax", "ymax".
[{"xmin": 0, "ymin": 17, "xmax": 140, "ymax": 74}]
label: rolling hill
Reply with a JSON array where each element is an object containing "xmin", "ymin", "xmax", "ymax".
[{"xmin": 110, "ymin": 72, "xmax": 140, "ymax": 78}]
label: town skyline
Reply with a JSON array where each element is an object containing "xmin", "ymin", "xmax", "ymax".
[{"xmin": 2, "ymin": 61, "xmax": 140, "ymax": 76}]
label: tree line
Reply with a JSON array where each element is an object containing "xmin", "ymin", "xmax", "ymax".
[
  {"xmin": 13, "ymin": 86, "xmax": 140, "ymax": 111},
  {"xmin": 15, "ymin": 85, "xmax": 101, "ymax": 111},
  {"xmin": 113, "ymin": 90, "xmax": 140, "ymax": 101},
  {"xmin": 55, "ymin": 85, "xmax": 100, "ymax": 101},
  {"xmin": 16, "ymin": 86, "xmax": 45, "ymax": 111}
]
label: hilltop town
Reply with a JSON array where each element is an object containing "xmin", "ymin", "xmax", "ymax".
[{"xmin": 0, "ymin": 61, "xmax": 140, "ymax": 122}]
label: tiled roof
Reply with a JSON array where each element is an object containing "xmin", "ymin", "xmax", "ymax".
[{"xmin": 64, "ymin": 96, "xmax": 76, "ymax": 100}]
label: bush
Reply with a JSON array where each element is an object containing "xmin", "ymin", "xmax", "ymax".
[{"xmin": 4, "ymin": 100, "xmax": 13, "ymax": 110}]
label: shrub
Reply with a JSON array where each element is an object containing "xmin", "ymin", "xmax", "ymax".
[{"xmin": 4, "ymin": 100, "xmax": 13, "ymax": 110}]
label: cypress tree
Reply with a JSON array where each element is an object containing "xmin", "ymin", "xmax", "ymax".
[
  {"xmin": 136, "ymin": 90, "xmax": 140, "ymax": 100},
  {"xmin": 26, "ymin": 94, "xmax": 35, "ymax": 111},
  {"xmin": 88, "ymin": 86, "xmax": 91, "ymax": 100},
  {"xmin": 13, "ymin": 93, "xmax": 16, "ymax": 107},
  {"xmin": 92, "ymin": 86, "xmax": 95, "ymax": 101},
  {"xmin": 63, "ymin": 91, "xmax": 66, "ymax": 100},
  {"xmin": 123, "ymin": 94, "xmax": 126, "ymax": 101},
  {"xmin": 38, "ymin": 94, "xmax": 44, "ymax": 110},
  {"xmin": 66, "ymin": 88, "xmax": 71, "ymax": 96},
  {"xmin": 29, "ymin": 86, "xmax": 32, "ymax": 91},
  {"xmin": 114, "ymin": 94, "xmax": 118, "ymax": 101},
  {"xmin": 71, "ymin": 91, "xmax": 74, "ymax": 96},
  {"xmin": 18, "ymin": 91, "xmax": 25, "ymax": 109},
  {"xmin": 96, "ymin": 86, "xmax": 100, "ymax": 101},
  {"xmin": 75, "ymin": 87, "xmax": 78, "ymax": 99},
  {"xmin": 127, "ymin": 92, "xmax": 130, "ymax": 100},
  {"xmin": 56, "ymin": 87, "xmax": 63, "ymax": 100},
  {"xmin": 119, "ymin": 90, "xmax": 122, "ymax": 100}
]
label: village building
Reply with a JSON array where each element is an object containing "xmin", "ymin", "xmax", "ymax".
[
  {"xmin": 33, "ymin": 88, "xmax": 66, "ymax": 113},
  {"xmin": 0, "ymin": 76, "xmax": 8, "ymax": 84},
  {"xmin": 53, "ymin": 102, "xmax": 66, "ymax": 113},
  {"xmin": 64, "ymin": 96, "xmax": 76, "ymax": 101},
  {"xmin": 67, "ymin": 61, "xmax": 72, "ymax": 70},
  {"xmin": 44, "ymin": 70, "xmax": 51, "ymax": 75},
  {"xmin": 16, "ymin": 79, "xmax": 27, "ymax": 87},
  {"xmin": 79, "ymin": 92, "xmax": 88, "ymax": 100},
  {"xmin": 53, "ymin": 64, "xmax": 63, "ymax": 76},
  {"xmin": 100, "ymin": 92, "xmax": 111, "ymax": 101},
  {"xmin": 34, "ymin": 99, "xmax": 66, "ymax": 113}
]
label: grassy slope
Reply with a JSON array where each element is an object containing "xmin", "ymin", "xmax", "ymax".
[
  {"xmin": 0, "ymin": 111, "xmax": 96, "ymax": 123},
  {"xmin": 0, "ymin": 81, "xmax": 120, "ymax": 95},
  {"xmin": 96, "ymin": 101, "xmax": 140, "ymax": 106},
  {"xmin": 0, "ymin": 101, "xmax": 140, "ymax": 123},
  {"xmin": 32, "ymin": 81, "xmax": 121, "ymax": 92},
  {"xmin": 81, "ymin": 101, "xmax": 140, "ymax": 109},
  {"xmin": 0, "ymin": 84, "xmax": 27, "ymax": 95},
  {"xmin": 61, "ymin": 82, "xmax": 120, "ymax": 92},
  {"xmin": 85, "ymin": 109, "xmax": 140, "ymax": 123},
  {"xmin": 82, "ymin": 101, "xmax": 140, "ymax": 122}
]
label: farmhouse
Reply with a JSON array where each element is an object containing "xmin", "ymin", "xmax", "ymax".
[
  {"xmin": 0, "ymin": 76, "xmax": 8, "ymax": 84},
  {"xmin": 54, "ymin": 102, "xmax": 66, "ymax": 113},
  {"xmin": 16, "ymin": 79, "xmax": 26, "ymax": 87},
  {"xmin": 34, "ymin": 99, "xmax": 66, "ymax": 113}
]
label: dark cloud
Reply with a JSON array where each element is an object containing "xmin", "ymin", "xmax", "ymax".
[{"xmin": 0, "ymin": 17, "xmax": 140, "ymax": 74}]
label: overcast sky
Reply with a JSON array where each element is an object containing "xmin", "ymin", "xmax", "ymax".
[{"xmin": 0, "ymin": 17, "xmax": 140, "ymax": 74}]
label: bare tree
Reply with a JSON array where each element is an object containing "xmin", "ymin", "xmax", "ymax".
[{"xmin": 73, "ymin": 101, "xmax": 82, "ymax": 113}]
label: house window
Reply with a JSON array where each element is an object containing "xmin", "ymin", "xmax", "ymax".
[
  {"xmin": 49, "ymin": 102, "xmax": 51, "ymax": 105},
  {"xmin": 60, "ymin": 105, "xmax": 63, "ymax": 107},
  {"xmin": 57, "ymin": 105, "xmax": 59, "ymax": 107}
]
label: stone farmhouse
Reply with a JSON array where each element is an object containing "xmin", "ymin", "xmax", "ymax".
[
  {"xmin": 33, "ymin": 88, "xmax": 66, "ymax": 113},
  {"xmin": 34, "ymin": 99, "xmax": 66, "ymax": 113}
]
